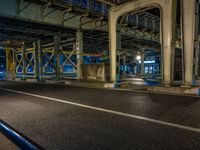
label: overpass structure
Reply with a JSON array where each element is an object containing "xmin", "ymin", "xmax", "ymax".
[
  {"xmin": 1, "ymin": 1, "xmax": 200, "ymax": 149},
  {"xmin": 0, "ymin": 0, "xmax": 199, "ymax": 88}
]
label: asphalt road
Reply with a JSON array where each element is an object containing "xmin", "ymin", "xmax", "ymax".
[{"xmin": 0, "ymin": 81, "xmax": 200, "ymax": 150}]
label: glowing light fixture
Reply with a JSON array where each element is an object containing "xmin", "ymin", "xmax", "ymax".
[{"xmin": 136, "ymin": 55, "xmax": 141, "ymax": 61}]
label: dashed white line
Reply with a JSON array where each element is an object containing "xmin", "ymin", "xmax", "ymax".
[{"xmin": 1, "ymin": 87, "xmax": 200, "ymax": 134}]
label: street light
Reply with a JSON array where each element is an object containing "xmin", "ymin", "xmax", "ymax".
[{"xmin": 136, "ymin": 55, "xmax": 141, "ymax": 61}]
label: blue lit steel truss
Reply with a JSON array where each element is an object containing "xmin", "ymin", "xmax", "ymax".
[
  {"xmin": 63, "ymin": 0, "xmax": 109, "ymax": 16},
  {"xmin": 14, "ymin": 44, "xmax": 79, "ymax": 79}
]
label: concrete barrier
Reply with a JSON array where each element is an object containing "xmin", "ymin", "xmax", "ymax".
[
  {"xmin": 26, "ymin": 79, "xmax": 38, "ymax": 83},
  {"xmin": 147, "ymin": 86, "xmax": 200, "ymax": 96},
  {"xmin": 45, "ymin": 80, "xmax": 65, "ymax": 84},
  {"xmin": 104, "ymin": 83, "xmax": 115, "ymax": 88}
]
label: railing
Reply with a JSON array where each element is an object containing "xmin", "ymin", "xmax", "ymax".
[
  {"xmin": 0, "ymin": 71, "xmax": 5, "ymax": 80},
  {"xmin": 0, "ymin": 119, "xmax": 43, "ymax": 150}
]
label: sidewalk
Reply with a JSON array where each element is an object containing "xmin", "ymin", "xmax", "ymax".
[{"xmin": 0, "ymin": 133, "xmax": 19, "ymax": 150}]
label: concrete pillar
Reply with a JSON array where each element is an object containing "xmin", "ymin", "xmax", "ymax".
[
  {"xmin": 110, "ymin": 22, "xmax": 121, "ymax": 81},
  {"xmin": 116, "ymin": 24, "xmax": 121, "ymax": 52},
  {"xmin": 158, "ymin": 52, "xmax": 161, "ymax": 74},
  {"xmin": 38, "ymin": 41, "xmax": 43, "ymax": 80},
  {"xmin": 123, "ymin": 53, "xmax": 126, "ymax": 77},
  {"xmin": 22, "ymin": 43, "xmax": 26, "ymax": 79},
  {"xmin": 194, "ymin": 3, "xmax": 200, "ymax": 81},
  {"xmin": 5, "ymin": 50, "xmax": 9, "ymax": 76},
  {"xmin": 54, "ymin": 36, "xmax": 61, "ymax": 80},
  {"xmin": 13, "ymin": 48, "xmax": 16, "ymax": 78},
  {"xmin": 76, "ymin": 30, "xmax": 83, "ymax": 80},
  {"xmin": 161, "ymin": 0, "xmax": 177, "ymax": 86},
  {"xmin": 194, "ymin": 40, "xmax": 200, "ymax": 78},
  {"xmin": 109, "ymin": 0, "xmax": 177, "ymax": 84},
  {"xmin": 117, "ymin": 50, "xmax": 121, "ymax": 79},
  {"xmin": 117, "ymin": 25, "xmax": 121, "ymax": 80},
  {"xmin": 141, "ymin": 51, "xmax": 145, "ymax": 76},
  {"xmin": 33, "ymin": 42, "xmax": 39, "ymax": 79},
  {"xmin": 182, "ymin": 0, "xmax": 198, "ymax": 86}
]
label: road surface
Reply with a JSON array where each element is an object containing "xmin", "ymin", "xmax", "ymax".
[{"xmin": 0, "ymin": 81, "xmax": 200, "ymax": 150}]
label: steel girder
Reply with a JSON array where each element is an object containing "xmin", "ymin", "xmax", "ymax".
[
  {"xmin": 15, "ymin": 46, "xmax": 36, "ymax": 78},
  {"xmin": 18, "ymin": 0, "xmax": 161, "ymax": 41}
]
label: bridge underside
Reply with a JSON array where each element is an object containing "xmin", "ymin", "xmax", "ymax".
[{"xmin": 0, "ymin": 0, "xmax": 199, "ymax": 88}]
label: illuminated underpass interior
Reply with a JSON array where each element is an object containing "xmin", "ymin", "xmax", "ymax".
[{"xmin": 1, "ymin": 0, "xmax": 200, "ymax": 150}]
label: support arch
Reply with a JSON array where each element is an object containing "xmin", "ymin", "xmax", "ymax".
[{"xmin": 109, "ymin": 0, "xmax": 177, "ymax": 85}]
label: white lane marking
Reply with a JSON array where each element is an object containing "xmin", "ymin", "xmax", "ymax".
[{"xmin": 1, "ymin": 87, "xmax": 200, "ymax": 134}]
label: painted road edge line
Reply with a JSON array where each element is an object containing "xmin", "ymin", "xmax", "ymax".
[{"xmin": 1, "ymin": 87, "xmax": 200, "ymax": 134}]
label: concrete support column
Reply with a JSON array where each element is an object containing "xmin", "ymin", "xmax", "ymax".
[
  {"xmin": 13, "ymin": 48, "xmax": 16, "ymax": 78},
  {"xmin": 117, "ymin": 25, "xmax": 121, "ymax": 80},
  {"xmin": 182, "ymin": 0, "xmax": 198, "ymax": 86},
  {"xmin": 161, "ymin": 0, "xmax": 177, "ymax": 86},
  {"xmin": 158, "ymin": 52, "xmax": 161, "ymax": 74},
  {"xmin": 194, "ymin": 3, "xmax": 200, "ymax": 80},
  {"xmin": 5, "ymin": 50, "xmax": 9, "ymax": 76},
  {"xmin": 123, "ymin": 53, "xmax": 126, "ymax": 77},
  {"xmin": 33, "ymin": 42, "xmax": 39, "ymax": 79},
  {"xmin": 38, "ymin": 41, "xmax": 43, "ymax": 80},
  {"xmin": 194, "ymin": 40, "xmax": 200, "ymax": 78},
  {"xmin": 110, "ymin": 22, "xmax": 121, "ymax": 81},
  {"xmin": 141, "ymin": 51, "xmax": 145, "ymax": 76},
  {"xmin": 22, "ymin": 43, "xmax": 26, "ymax": 79},
  {"xmin": 76, "ymin": 30, "xmax": 83, "ymax": 80},
  {"xmin": 117, "ymin": 50, "xmax": 121, "ymax": 79},
  {"xmin": 54, "ymin": 36, "xmax": 61, "ymax": 80}
]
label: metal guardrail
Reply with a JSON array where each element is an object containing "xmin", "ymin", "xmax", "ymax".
[
  {"xmin": 0, "ymin": 119, "xmax": 43, "ymax": 150},
  {"xmin": 0, "ymin": 71, "xmax": 5, "ymax": 80}
]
